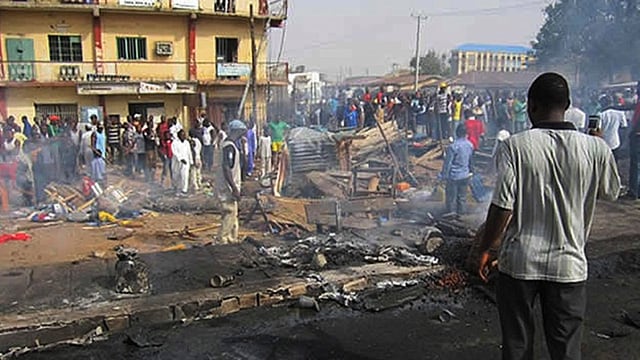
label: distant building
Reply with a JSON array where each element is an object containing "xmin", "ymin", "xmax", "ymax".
[
  {"xmin": 289, "ymin": 71, "xmax": 325, "ymax": 104},
  {"xmin": 450, "ymin": 44, "xmax": 533, "ymax": 76}
]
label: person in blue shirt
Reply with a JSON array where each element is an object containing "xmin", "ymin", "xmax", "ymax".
[
  {"xmin": 344, "ymin": 100, "xmax": 359, "ymax": 129},
  {"xmin": 440, "ymin": 124, "xmax": 474, "ymax": 216}
]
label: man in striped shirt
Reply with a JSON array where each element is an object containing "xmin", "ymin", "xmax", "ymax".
[{"xmin": 477, "ymin": 73, "xmax": 621, "ymax": 360}]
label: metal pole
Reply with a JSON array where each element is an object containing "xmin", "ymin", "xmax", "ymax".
[
  {"xmin": 411, "ymin": 13, "xmax": 428, "ymax": 92},
  {"xmin": 250, "ymin": 4, "xmax": 258, "ymax": 124}
]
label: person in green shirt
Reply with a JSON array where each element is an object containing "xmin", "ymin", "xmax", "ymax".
[
  {"xmin": 513, "ymin": 95, "xmax": 528, "ymax": 133},
  {"xmin": 268, "ymin": 118, "xmax": 289, "ymax": 170}
]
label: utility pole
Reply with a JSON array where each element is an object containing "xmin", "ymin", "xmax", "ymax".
[
  {"xmin": 250, "ymin": 4, "xmax": 258, "ymax": 125},
  {"xmin": 411, "ymin": 13, "xmax": 428, "ymax": 92}
]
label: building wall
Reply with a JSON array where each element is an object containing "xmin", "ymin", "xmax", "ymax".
[
  {"xmin": 4, "ymin": 87, "xmax": 98, "ymax": 119},
  {"xmin": 104, "ymin": 94, "xmax": 186, "ymax": 120},
  {"xmin": 0, "ymin": 7, "xmax": 277, "ymax": 125},
  {"xmin": 195, "ymin": 16, "xmax": 268, "ymax": 81},
  {"xmin": 101, "ymin": 13, "xmax": 190, "ymax": 81},
  {"xmin": 452, "ymin": 50, "xmax": 532, "ymax": 75},
  {"xmin": 0, "ymin": 11, "xmax": 94, "ymax": 81}
]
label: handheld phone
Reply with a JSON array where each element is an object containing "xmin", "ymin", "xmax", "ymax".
[{"xmin": 587, "ymin": 115, "xmax": 600, "ymax": 132}]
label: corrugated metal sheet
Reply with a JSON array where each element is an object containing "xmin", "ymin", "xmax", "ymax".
[{"xmin": 287, "ymin": 127, "xmax": 338, "ymax": 174}]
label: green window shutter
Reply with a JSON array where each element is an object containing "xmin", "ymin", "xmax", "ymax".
[{"xmin": 6, "ymin": 38, "xmax": 35, "ymax": 81}]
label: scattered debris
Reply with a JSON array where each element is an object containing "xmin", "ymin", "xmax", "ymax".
[
  {"xmin": 210, "ymin": 274, "xmax": 235, "ymax": 288},
  {"xmin": 114, "ymin": 246, "xmax": 150, "ymax": 294},
  {"xmin": 297, "ymin": 296, "xmax": 321, "ymax": 312},
  {"xmin": 375, "ymin": 279, "xmax": 420, "ymax": 290},
  {"xmin": 438, "ymin": 308, "xmax": 458, "ymax": 323},
  {"xmin": 0, "ymin": 232, "xmax": 30, "ymax": 245},
  {"xmin": 311, "ymin": 252, "xmax": 327, "ymax": 270}
]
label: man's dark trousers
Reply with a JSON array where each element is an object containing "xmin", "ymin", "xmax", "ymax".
[
  {"xmin": 629, "ymin": 134, "xmax": 640, "ymax": 198},
  {"xmin": 496, "ymin": 272, "xmax": 586, "ymax": 360}
]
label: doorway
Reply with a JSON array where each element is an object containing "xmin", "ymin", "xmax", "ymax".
[{"xmin": 128, "ymin": 102, "xmax": 164, "ymax": 123}]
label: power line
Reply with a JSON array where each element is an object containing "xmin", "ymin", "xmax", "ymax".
[
  {"xmin": 283, "ymin": 0, "xmax": 550, "ymax": 55},
  {"xmin": 425, "ymin": 0, "xmax": 548, "ymax": 17}
]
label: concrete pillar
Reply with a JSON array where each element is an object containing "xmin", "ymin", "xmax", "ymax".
[
  {"xmin": 93, "ymin": 9, "xmax": 104, "ymax": 74},
  {"xmin": 0, "ymin": 88, "xmax": 6, "ymax": 122}
]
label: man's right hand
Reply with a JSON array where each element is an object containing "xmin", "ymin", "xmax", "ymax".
[
  {"xmin": 477, "ymin": 251, "xmax": 492, "ymax": 283},
  {"xmin": 589, "ymin": 128, "xmax": 603, "ymax": 138}
]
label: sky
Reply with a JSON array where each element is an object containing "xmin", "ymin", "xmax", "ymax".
[{"xmin": 268, "ymin": 0, "xmax": 551, "ymax": 80}]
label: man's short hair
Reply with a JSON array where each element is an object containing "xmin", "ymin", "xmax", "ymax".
[
  {"xmin": 528, "ymin": 72, "xmax": 570, "ymax": 111},
  {"xmin": 456, "ymin": 123, "xmax": 467, "ymax": 138}
]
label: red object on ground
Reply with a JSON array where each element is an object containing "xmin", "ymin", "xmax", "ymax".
[{"xmin": 0, "ymin": 232, "xmax": 31, "ymax": 244}]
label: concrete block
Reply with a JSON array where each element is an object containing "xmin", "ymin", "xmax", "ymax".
[
  {"xmin": 172, "ymin": 305, "xmax": 186, "ymax": 321},
  {"xmin": 210, "ymin": 297, "xmax": 239, "ymax": 317},
  {"xmin": 0, "ymin": 317, "xmax": 102, "ymax": 352},
  {"xmin": 342, "ymin": 277, "xmax": 368, "ymax": 292},
  {"xmin": 258, "ymin": 293, "xmax": 285, "ymax": 307},
  {"xmin": 198, "ymin": 299, "xmax": 222, "ymax": 317},
  {"xmin": 286, "ymin": 283, "xmax": 308, "ymax": 298},
  {"xmin": 104, "ymin": 315, "xmax": 130, "ymax": 333},
  {"xmin": 181, "ymin": 301, "xmax": 199, "ymax": 318},
  {"xmin": 131, "ymin": 307, "xmax": 173, "ymax": 325},
  {"xmin": 238, "ymin": 293, "xmax": 258, "ymax": 309}
]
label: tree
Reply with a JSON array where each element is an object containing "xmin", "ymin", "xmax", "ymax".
[
  {"xmin": 533, "ymin": 0, "xmax": 640, "ymax": 84},
  {"xmin": 410, "ymin": 50, "xmax": 451, "ymax": 77}
]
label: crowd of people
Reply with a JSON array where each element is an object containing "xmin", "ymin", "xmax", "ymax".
[
  {"xmin": 0, "ymin": 110, "xmax": 297, "ymax": 244},
  {"xmin": 0, "ymin": 111, "xmax": 295, "ymax": 238},
  {"xmin": 303, "ymin": 80, "xmax": 640, "ymax": 214}
]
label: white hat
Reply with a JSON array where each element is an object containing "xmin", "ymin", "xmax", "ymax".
[{"xmin": 228, "ymin": 120, "xmax": 247, "ymax": 131}]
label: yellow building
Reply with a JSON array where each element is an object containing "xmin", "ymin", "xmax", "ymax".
[
  {"xmin": 0, "ymin": 0, "xmax": 288, "ymax": 129},
  {"xmin": 450, "ymin": 43, "xmax": 533, "ymax": 76}
]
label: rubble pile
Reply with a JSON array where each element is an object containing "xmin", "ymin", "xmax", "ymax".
[{"xmin": 256, "ymin": 234, "xmax": 439, "ymax": 271}]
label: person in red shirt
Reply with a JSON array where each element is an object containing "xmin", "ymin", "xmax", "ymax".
[
  {"xmin": 156, "ymin": 116, "xmax": 173, "ymax": 188},
  {"xmin": 464, "ymin": 108, "xmax": 485, "ymax": 151},
  {"xmin": 362, "ymin": 88, "xmax": 372, "ymax": 103}
]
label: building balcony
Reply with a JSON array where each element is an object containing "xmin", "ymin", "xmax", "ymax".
[
  {"xmin": 0, "ymin": 60, "xmax": 288, "ymax": 88},
  {"xmin": 0, "ymin": 0, "xmax": 287, "ymax": 20}
]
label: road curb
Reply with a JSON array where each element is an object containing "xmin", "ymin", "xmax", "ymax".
[{"xmin": 0, "ymin": 263, "xmax": 443, "ymax": 354}]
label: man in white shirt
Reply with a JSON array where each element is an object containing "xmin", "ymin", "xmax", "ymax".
[
  {"xmin": 169, "ymin": 117, "xmax": 183, "ymax": 140},
  {"xmin": 477, "ymin": 73, "xmax": 620, "ymax": 360},
  {"xmin": 189, "ymin": 136, "xmax": 202, "ymax": 191},
  {"xmin": 171, "ymin": 129, "xmax": 192, "ymax": 195},
  {"xmin": 202, "ymin": 120, "xmax": 215, "ymax": 171},
  {"xmin": 258, "ymin": 125, "xmax": 272, "ymax": 178},
  {"xmin": 564, "ymin": 103, "xmax": 586, "ymax": 131},
  {"xmin": 599, "ymin": 98, "xmax": 628, "ymax": 154}
]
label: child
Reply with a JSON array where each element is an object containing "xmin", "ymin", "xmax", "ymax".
[{"xmin": 91, "ymin": 149, "xmax": 107, "ymax": 189}]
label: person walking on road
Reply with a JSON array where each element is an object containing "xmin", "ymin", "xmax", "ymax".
[
  {"xmin": 214, "ymin": 120, "xmax": 247, "ymax": 244},
  {"xmin": 476, "ymin": 73, "xmax": 621, "ymax": 360}
]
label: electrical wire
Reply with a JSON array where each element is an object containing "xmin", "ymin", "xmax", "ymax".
[{"xmin": 284, "ymin": 0, "xmax": 550, "ymax": 55}]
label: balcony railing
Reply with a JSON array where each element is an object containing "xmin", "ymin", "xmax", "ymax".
[
  {"xmin": 0, "ymin": 0, "xmax": 287, "ymax": 18},
  {"xmin": 0, "ymin": 60, "xmax": 288, "ymax": 84}
]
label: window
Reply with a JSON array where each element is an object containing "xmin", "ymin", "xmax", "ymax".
[
  {"xmin": 216, "ymin": 38, "xmax": 238, "ymax": 62},
  {"xmin": 117, "ymin": 37, "xmax": 147, "ymax": 60},
  {"xmin": 49, "ymin": 35, "xmax": 83, "ymax": 62},
  {"xmin": 214, "ymin": 0, "xmax": 235, "ymax": 13},
  {"xmin": 35, "ymin": 103, "xmax": 78, "ymax": 123}
]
